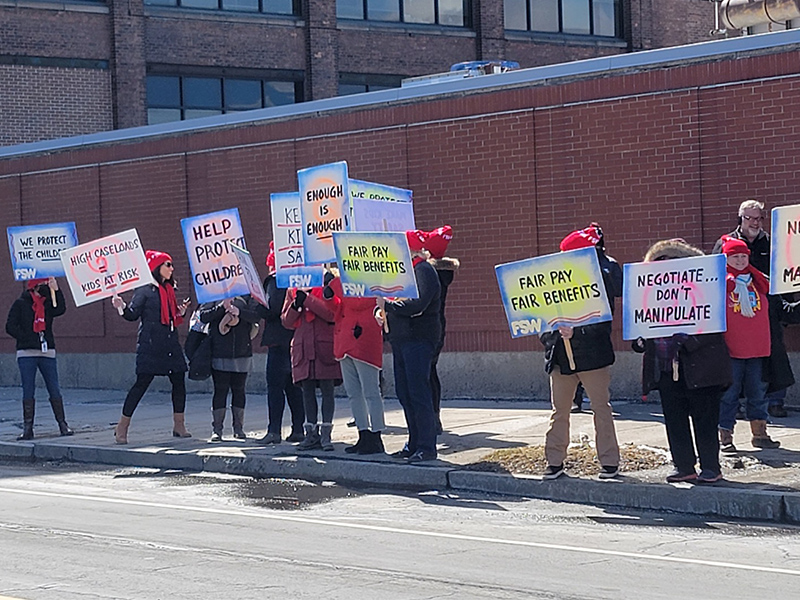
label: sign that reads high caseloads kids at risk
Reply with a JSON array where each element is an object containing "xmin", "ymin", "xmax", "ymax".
[
  {"xmin": 770, "ymin": 204, "xmax": 800, "ymax": 294},
  {"xmin": 298, "ymin": 161, "xmax": 350, "ymax": 265},
  {"xmin": 622, "ymin": 254, "xmax": 726, "ymax": 340},
  {"xmin": 8, "ymin": 222, "xmax": 79, "ymax": 280},
  {"xmin": 270, "ymin": 192, "xmax": 325, "ymax": 289},
  {"xmin": 182, "ymin": 208, "xmax": 249, "ymax": 303},
  {"xmin": 495, "ymin": 246, "xmax": 612, "ymax": 338},
  {"xmin": 332, "ymin": 232, "xmax": 418, "ymax": 299},
  {"xmin": 59, "ymin": 228, "xmax": 152, "ymax": 306}
]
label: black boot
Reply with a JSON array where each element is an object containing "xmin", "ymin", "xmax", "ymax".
[
  {"xmin": 358, "ymin": 430, "xmax": 385, "ymax": 455},
  {"xmin": 345, "ymin": 430, "xmax": 366, "ymax": 454},
  {"xmin": 17, "ymin": 398, "xmax": 35, "ymax": 441},
  {"xmin": 49, "ymin": 397, "xmax": 73, "ymax": 436}
]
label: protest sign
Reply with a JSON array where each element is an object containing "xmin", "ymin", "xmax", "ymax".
[
  {"xmin": 298, "ymin": 161, "xmax": 350, "ymax": 265},
  {"xmin": 230, "ymin": 242, "xmax": 268, "ymax": 307},
  {"xmin": 59, "ymin": 229, "xmax": 152, "ymax": 306},
  {"xmin": 349, "ymin": 179, "xmax": 412, "ymax": 203},
  {"xmin": 332, "ymin": 231, "xmax": 418, "ymax": 298},
  {"xmin": 770, "ymin": 204, "xmax": 800, "ymax": 294},
  {"xmin": 352, "ymin": 197, "xmax": 416, "ymax": 232},
  {"xmin": 622, "ymin": 254, "xmax": 726, "ymax": 340},
  {"xmin": 8, "ymin": 222, "xmax": 79, "ymax": 280},
  {"xmin": 495, "ymin": 247, "xmax": 612, "ymax": 339},
  {"xmin": 181, "ymin": 208, "xmax": 249, "ymax": 303},
  {"xmin": 270, "ymin": 192, "xmax": 325, "ymax": 289}
]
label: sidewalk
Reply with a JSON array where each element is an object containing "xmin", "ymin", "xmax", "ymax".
[{"xmin": 2, "ymin": 387, "xmax": 800, "ymax": 523}]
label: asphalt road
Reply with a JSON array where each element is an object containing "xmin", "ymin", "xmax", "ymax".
[{"xmin": 1, "ymin": 460, "xmax": 800, "ymax": 600}]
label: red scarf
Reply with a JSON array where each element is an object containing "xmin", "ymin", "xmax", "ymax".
[
  {"xmin": 726, "ymin": 264, "xmax": 769, "ymax": 295},
  {"xmin": 158, "ymin": 282, "xmax": 183, "ymax": 327},
  {"xmin": 30, "ymin": 291, "xmax": 46, "ymax": 333}
]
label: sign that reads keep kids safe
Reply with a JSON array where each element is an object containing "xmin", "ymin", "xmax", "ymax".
[
  {"xmin": 8, "ymin": 222, "xmax": 79, "ymax": 280},
  {"xmin": 332, "ymin": 232, "xmax": 419, "ymax": 299},
  {"xmin": 270, "ymin": 192, "xmax": 325, "ymax": 289},
  {"xmin": 230, "ymin": 242, "xmax": 268, "ymax": 307},
  {"xmin": 770, "ymin": 204, "xmax": 800, "ymax": 294},
  {"xmin": 182, "ymin": 208, "xmax": 249, "ymax": 304},
  {"xmin": 495, "ymin": 246, "xmax": 612, "ymax": 339},
  {"xmin": 622, "ymin": 254, "xmax": 726, "ymax": 340},
  {"xmin": 59, "ymin": 228, "xmax": 152, "ymax": 306},
  {"xmin": 298, "ymin": 161, "xmax": 350, "ymax": 265},
  {"xmin": 352, "ymin": 198, "xmax": 416, "ymax": 233},
  {"xmin": 349, "ymin": 179, "xmax": 413, "ymax": 203}
]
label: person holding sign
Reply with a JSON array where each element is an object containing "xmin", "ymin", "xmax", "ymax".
[
  {"xmin": 111, "ymin": 251, "xmax": 192, "ymax": 444},
  {"xmin": 5, "ymin": 277, "xmax": 73, "ymax": 440},
  {"xmin": 539, "ymin": 228, "xmax": 621, "ymax": 480},
  {"xmin": 631, "ymin": 239, "xmax": 732, "ymax": 483}
]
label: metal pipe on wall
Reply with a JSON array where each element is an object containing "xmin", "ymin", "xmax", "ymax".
[{"xmin": 720, "ymin": 0, "xmax": 800, "ymax": 30}]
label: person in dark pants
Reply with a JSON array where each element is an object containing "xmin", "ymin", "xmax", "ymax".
[
  {"xmin": 5, "ymin": 277, "xmax": 73, "ymax": 440},
  {"xmin": 632, "ymin": 239, "xmax": 732, "ymax": 484},
  {"xmin": 111, "ymin": 251, "xmax": 191, "ymax": 444},
  {"xmin": 256, "ymin": 243, "xmax": 304, "ymax": 444}
]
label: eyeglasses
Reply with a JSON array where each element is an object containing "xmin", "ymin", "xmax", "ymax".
[
  {"xmin": 164, "ymin": 262, "xmax": 174, "ymax": 268},
  {"xmin": 742, "ymin": 215, "xmax": 764, "ymax": 222}
]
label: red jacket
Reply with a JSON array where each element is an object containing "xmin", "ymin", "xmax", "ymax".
[
  {"xmin": 724, "ymin": 274, "xmax": 771, "ymax": 359},
  {"xmin": 281, "ymin": 288, "xmax": 342, "ymax": 383},
  {"xmin": 329, "ymin": 277, "xmax": 383, "ymax": 369}
]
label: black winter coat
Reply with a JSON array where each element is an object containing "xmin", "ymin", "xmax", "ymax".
[
  {"xmin": 540, "ymin": 321, "xmax": 615, "ymax": 375},
  {"xmin": 712, "ymin": 228, "xmax": 771, "ymax": 275},
  {"xmin": 199, "ymin": 296, "xmax": 259, "ymax": 360},
  {"xmin": 765, "ymin": 294, "xmax": 800, "ymax": 393},
  {"xmin": 5, "ymin": 288, "xmax": 66, "ymax": 351},
  {"xmin": 121, "ymin": 284, "xmax": 187, "ymax": 375},
  {"xmin": 257, "ymin": 275, "xmax": 294, "ymax": 348},
  {"xmin": 385, "ymin": 260, "xmax": 442, "ymax": 346}
]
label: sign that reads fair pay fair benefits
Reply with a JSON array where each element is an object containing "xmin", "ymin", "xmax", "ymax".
[
  {"xmin": 60, "ymin": 228, "xmax": 152, "ymax": 306},
  {"xmin": 182, "ymin": 208, "xmax": 249, "ymax": 303},
  {"xmin": 298, "ymin": 161, "xmax": 350, "ymax": 265},
  {"xmin": 332, "ymin": 232, "xmax": 418, "ymax": 299},
  {"xmin": 230, "ymin": 242, "xmax": 268, "ymax": 307},
  {"xmin": 8, "ymin": 222, "xmax": 79, "ymax": 280},
  {"xmin": 622, "ymin": 254, "xmax": 726, "ymax": 340},
  {"xmin": 495, "ymin": 246, "xmax": 612, "ymax": 338},
  {"xmin": 771, "ymin": 204, "xmax": 800, "ymax": 294},
  {"xmin": 269, "ymin": 192, "xmax": 324, "ymax": 289}
]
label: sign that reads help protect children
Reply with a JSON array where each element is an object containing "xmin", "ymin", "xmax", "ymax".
[
  {"xmin": 181, "ymin": 208, "xmax": 249, "ymax": 303},
  {"xmin": 770, "ymin": 204, "xmax": 800, "ymax": 295},
  {"xmin": 298, "ymin": 161, "xmax": 351, "ymax": 265},
  {"xmin": 622, "ymin": 254, "xmax": 726, "ymax": 340},
  {"xmin": 269, "ymin": 192, "xmax": 325, "ymax": 289},
  {"xmin": 495, "ymin": 246, "xmax": 612, "ymax": 339},
  {"xmin": 60, "ymin": 228, "xmax": 152, "ymax": 306},
  {"xmin": 8, "ymin": 222, "xmax": 79, "ymax": 280},
  {"xmin": 332, "ymin": 232, "xmax": 418, "ymax": 298}
]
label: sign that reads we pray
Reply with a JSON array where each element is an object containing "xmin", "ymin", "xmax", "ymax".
[
  {"xmin": 60, "ymin": 229, "xmax": 152, "ymax": 306},
  {"xmin": 622, "ymin": 254, "xmax": 726, "ymax": 340},
  {"xmin": 770, "ymin": 204, "xmax": 800, "ymax": 294},
  {"xmin": 270, "ymin": 192, "xmax": 324, "ymax": 289},
  {"xmin": 8, "ymin": 222, "xmax": 79, "ymax": 280},
  {"xmin": 298, "ymin": 161, "xmax": 350, "ymax": 265},
  {"xmin": 332, "ymin": 232, "xmax": 418, "ymax": 298},
  {"xmin": 182, "ymin": 208, "xmax": 249, "ymax": 303},
  {"xmin": 495, "ymin": 247, "xmax": 612, "ymax": 338}
]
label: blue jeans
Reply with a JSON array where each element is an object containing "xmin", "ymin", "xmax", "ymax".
[
  {"xmin": 719, "ymin": 358, "xmax": 768, "ymax": 431},
  {"xmin": 18, "ymin": 356, "xmax": 62, "ymax": 400},
  {"xmin": 392, "ymin": 340, "xmax": 437, "ymax": 456}
]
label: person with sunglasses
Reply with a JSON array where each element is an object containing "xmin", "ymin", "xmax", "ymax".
[{"xmin": 111, "ymin": 251, "xmax": 192, "ymax": 444}]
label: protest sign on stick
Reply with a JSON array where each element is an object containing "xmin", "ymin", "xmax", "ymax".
[
  {"xmin": 270, "ymin": 192, "xmax": 324, "ymax": 289},
  {"xmin": 349, "ymin": 179, "xmax": 412, "ymax": 203},
  {"xmin": 298, "ymin": 162, "xmax": 350, "ymax": 265},
  {"xmin": 332, "ymin": 231, "xmax": 418, "ymax": 298},
  {"xmin": 230, "ymin": 242, "xmax": 268, "ymax": 307},
  {"xmin": 8, "ymin": 222, "xmax": 78, "ymax": 281},
  {"xmin": 770, "ymin": 204, "xmax": 800, "ymax": 294},
  {"xmin": 622, "ymin": 254, "xmax": 726, "ymax": 340},
  {"xmin": 351, "ymin": 198, "xmax": 416, "ymax": 232}
]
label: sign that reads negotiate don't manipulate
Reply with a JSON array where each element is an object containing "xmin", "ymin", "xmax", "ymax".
[
  {"xmin": 8, "ymin": 222, "xmax": 79, "ymax": 280},
  {"xmin": 622, "ymin": 254, "xmax": 726, "ymax": 340},
  {"xmin": 771, "ymin": 204, "xmax": 800, "ymax": 295},
  {"xmin": 332, "ymin": 232, "xmax": 418, "ymax": 299},
  {"xmin": 182, "ymin": 208, "xmax": 249, "ymax": 303},
  {"xmin": 269, "ymin": 192, "xmax": 325, "ymax": 289},
  {"xmin": 298, "ymin": 161, "xmax": 350, "ymax": 265},
  {"xmin": 495, "ymin": 247, "xmax": 612, "ymax": 338}
]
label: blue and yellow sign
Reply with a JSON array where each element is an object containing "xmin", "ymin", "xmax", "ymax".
[{"xmin": 332, "ymin": 232, "xmax": 418, "ymax": 298}]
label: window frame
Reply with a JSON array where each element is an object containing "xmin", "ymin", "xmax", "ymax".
[
  {"xmin": 505, "ymin": 0, "xmax": 622, "ymax": 39},
  {"xmin": 337, "ymin": 0, "xmax": 471, "ymax": 28},
  {"xmin": 143, "ymin": 0, "xmax": 300, "ymax": 17},
  {"xmin": 337, "ymin": 72, "xmax": 403, "ymax": 96}
]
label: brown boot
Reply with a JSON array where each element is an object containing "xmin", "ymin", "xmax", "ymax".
[
  {"xmin": 719, "ymin": 428, "xmax": 736, "ymax": 453},
  {"xmin": 172, "ymin": 413, "xmax": 192, "ymax": 438},
  {"xmin": 750, "ymin": 419, "xmax": 780, "ymax": 449},
  {"xmin": 115, "ymin": 415, "xmax": 131, "ymax": 445}
]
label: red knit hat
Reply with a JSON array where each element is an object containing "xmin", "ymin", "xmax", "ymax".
[
  {"xmin": 26, "ymin": 278, "xmax": 47, "ymax": 290},
  {"xmin": 266, "ymin": 240, "xmax": 276, "ymax": 275},
  {"xmin": 406, "ymin": 230, "xmax": 428, "ymax": 253},
  {"xmin": 721, "ymin": 235, "xmax": 750, "ymax": 257},
  {"xmin": 146, "ymin": 250, "xmax": 172, "ymax": 272},
  {"xmin": 559, "ymin": 226, "xmax": 602, "ymax": 252},
  {"xmin": 425, "ymin": 225, "xmax": 453, "ymax": 259}
]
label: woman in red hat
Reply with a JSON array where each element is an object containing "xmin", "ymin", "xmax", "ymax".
[{"xmin": 111, "ymin": 250, "xmax": 192, "ymax": 444}]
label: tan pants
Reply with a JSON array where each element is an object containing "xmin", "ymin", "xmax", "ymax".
[{"xmin": 545, "ymin": 366, "xmax": 620, "ymax": 468}]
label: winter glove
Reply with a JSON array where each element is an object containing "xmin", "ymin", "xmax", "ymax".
[
  {"xmin": 323, "ymin": 285, "xmax": 334, "ymax": 300},
  {"xmin": 324, "ymin": 271, "xmax": 335, "ymax": 286},
  {"xmin": 672, "ymin": 333, "xmax": 688, "ymax": 346},
  {"xmin": 353, "ymin": 325, "xmax": 363, "ymax": 339},
  {"xmin": 293, "ymin": 289, "xmax": 307, "ymax": 309}
]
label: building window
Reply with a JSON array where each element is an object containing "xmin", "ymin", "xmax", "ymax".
[
  {"xmin": 505, "ymin": 0, "xmax": 620, "ymax": 37},
  {"xmin": 146, "ymin": 73, "xmax": 303, "ymax": 125},
  {"xmin": 337, "ymin": 0, "xmax": 469, "ymax": 26},
  {"xmin": 338, "ymin": 73, "xmax": 403, "ymax": 96},
  {"xmin": 144, "ymin": 0, "xmax": 298, "ymax": 16}
]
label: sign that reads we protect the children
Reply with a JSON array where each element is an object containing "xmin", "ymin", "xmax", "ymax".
[
  {"xmin": 8, "ymin": 222, "xmax": 79, "ymax": 280},
  {"xmin": 770, "ymin": 204, "xmax": 800, "ymax": 294},
  {"xmin": 298, "ymin": 161, "xmax": 350, "ymax": 265},
  {"xmin": 60, "ymin": 229, "xmax": 152, "ymax": 306},
  {"xmin": 495, "ymin": 247, "xmax": 612, "ymax": 338},
  {"xmin": 332, "ymin": 232, "xmax": 418, "ymax": 298},
  {"xmin": 270, "ymin": 192, "xmax": 324, "ymax": 289},
  {"xmin": 182, "ymin": 208, "xmax": 249, "ymax": 304}
]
